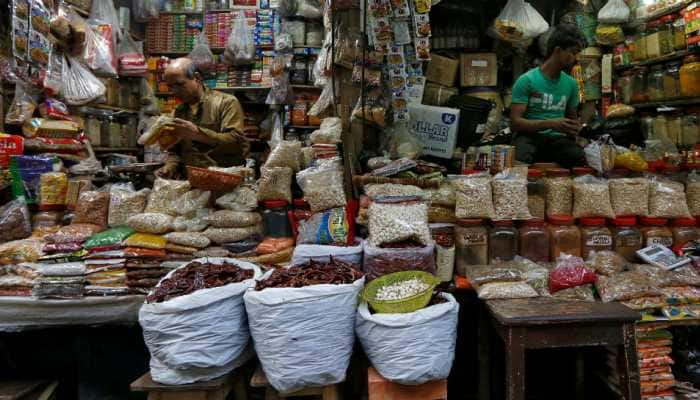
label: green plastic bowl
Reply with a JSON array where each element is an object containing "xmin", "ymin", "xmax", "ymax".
[{"xmin": 361, "ymin": 271, "xmax": 440, "ymax": 314}]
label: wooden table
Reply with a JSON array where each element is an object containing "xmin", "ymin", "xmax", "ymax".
[
  {"xmin": 477, "ymin": 298, "xmax": 641, "ymax": 400},
  {"xmin": 131, "ymin": 372, "xmax": 247, "ymax": 400}
]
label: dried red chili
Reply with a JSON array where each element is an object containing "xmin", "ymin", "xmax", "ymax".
[
  {"xmin": 254, "ymin": 259, "xmax": 364, "ymax": 291},
  {"xmin": 146, "ymin": 262, "xmax": 254, "ymax": 303}
]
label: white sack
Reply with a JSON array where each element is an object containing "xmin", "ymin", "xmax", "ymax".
[{"xmin": 291, "ymin": 239, "xmax": 363, "ymax": 266}]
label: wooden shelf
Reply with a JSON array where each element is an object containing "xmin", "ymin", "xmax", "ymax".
[
  {"xmin": 287, "ymin": 125, "xmax": 320, "ymax": 129},
  {"xmin": 627, "ymin": 1, "xmax": 690, "ymax": 28},
  {"xmin": 615, "ymin": 50, "xmax": 690, "ymax": 71},
  {"xmin": 159, "ymin": 10, "xmax": 203, "ymax": 15},
  {"xmin": 93, "ymin": 147, "xmax": 142, "ymax": 152},
  {"xmin": 631, "ymin": 97, "xmax": 700, "ymax": 109},
  {"xmin": 83, "ymin": 104, "xmax": 140, "ymax": 115},
  {"xmin": 291, "ymin": 84, "xmax": 321, "ymax": 90}
]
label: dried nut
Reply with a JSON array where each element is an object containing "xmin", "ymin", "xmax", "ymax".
[
  {"xmin": 368, "ymin": 201, "xmax": 431, "ymax": 247},
  {"xmin": 687, "ymin": 181, "xmax": 700, "ymax": 216},
  {"xmin": 257, "ymin": 167, "xmax": 293, "ymax": 203},
  {"xmin": 375, "ymin": 278, "xmax": 430, "ymax": 301},
  {"xmin": 609, "ymin": 178, "xmax": 649, "ymax": 216},
  {"xmin": 649, "ymin": 180, "xmax": 690, "ymax": 218},
  {"xmin": 453, "ymin": 176, "xmax": 495, "ymax": 219},
  {"xmin": 492, "ymin": 178, "xmax": 531, "ymax": 220},
  {"xmin": 545, "ymin": 176, "xmax": 572, "ymax": 217},
  {"xmin": 572, "ymin": 181, "xmax": 615, "ymax": 218}
]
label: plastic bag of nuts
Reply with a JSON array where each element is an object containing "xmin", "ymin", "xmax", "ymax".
[
  {"xmin": 145, "ymin": 178, "xmax": 191, "ymax": 216},
  {"xmin": 572, "ymin": 175, "xmax": 615, "ymax": 219},
  {"xmin": 0, "ymin": 199, "xmax": 32, "ymax": 242},
  {"xmin": 297, "ymin": 158, "xmax": 347, "ymax": 213},
  {"xmin": 127, "ymin": 213, "xmax": 174, "ymax": 234},
  {"xmin": 648, "ymin": 176, "xmax": 691, "ymax": 218},
  {"xmin": 586, "ymin": 250, "xmax": 627, "ymax": 276},
  {"xmin": 73, "ymin": 189, "xmax": 110, "ymax": 228},
  {"xmin": 492, "ymin": 169, "xmax": 532, "ymax": 220},
  {"xmin": 368, "ymin": 196, "xmax": 431, "ymax": 247},
  {"xmin": 544, "ymin": 169, "xmax": 573, "ymax": 217},
  {"xmin": 257, "ymin": 167, "xmax": 293, "ymax": 203},
  {"xmin": 686, "ymin": 170, "xmax": 700, "ymax": 216},
  {"xmin": 609, "ymin": 178, "xmax": 649, "ymax": 217},
  {"xmin": 108, "ymin": 183, "xmax": 150, "ymax": 227},
  {"xmin": 451, "ymin": 173, "xmax": 495, "ymax": 219},
  {"xmin": 365, "ymin": 183, "xmax": 426, "ymax": 199},
  {"xmin": 264, "ymin": 140, "xmax": 302, "ymax": 171}
]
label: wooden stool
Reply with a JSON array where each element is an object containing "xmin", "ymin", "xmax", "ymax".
[
  {"xmin": 250, "ymin": 364, "xmax": 340, "ymax": 400},
  {"xmin": 478, "ymin": 298, "xmax": 641, "ymax": 400},
  {"xmin": 367, "ymin": 367, "xmax": 447, "ymax": 400},
  {"xmin": 130, "ymin": 371, "xmax": 247, "ymax": 400}
]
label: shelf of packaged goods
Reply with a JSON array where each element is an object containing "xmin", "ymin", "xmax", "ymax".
[
  {"xmin": 158, "ymin": 10, "xmax": 204, "ymax": 15},
  {"xmin": 147, "ymin": 51, "xmax": 190, "ymax": 56},
  {"xmin": 637, "ymin": 317, "xmax": 700, "ymax": 327},
  {"xmin": 627, "ymin": 1, "xmax": 690, "ymax": 28},
  {"xmin": 206, "ymin": 7, "xmax": 258, "ymax": 12},
  {"xmin": 211, "ymin": 46, "xmax": 274, "ymax": 53},
  {"xmin": 83, "ymin": 104, "xmax": 140, "ymax": 114},
  {"xmin": 286, "ymin": 125, "xmax": 320, "ymax": 129},
  {"xmin": 615, "ymin": 50, "xmax": 690, "ymax": 71},
  {"xmin": 291, "ymin": 84, "xmax": 321, "ymax": 90},
  {"xmin": 93, "ymin": 147, "xmax": 142, "ymax": 152},
  {"xmin": 213, "ymin": 86, "xmax": 271, "ymax": 91},
  {"xmin": 631, "ymin": 97, "xmax": 700, "ymax": 109}
]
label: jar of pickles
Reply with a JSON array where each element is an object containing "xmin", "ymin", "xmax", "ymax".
[
  {"xmin": 664, "ymin": 62, "xmax": 681, "ymax": 99},
  {"xmin": 619, "ymin": 70, "xmax": 634, "ymax": 104},
  {"xmin": 673, "ymin": 13, "xmax": 687, "ymax": 50},
  {"xmin": 681, "ymin": 113, "xmax": 699, "ymax": 149},
  {"xmin": 611, "ymin": 216, "xmax": 643, "ymax": 262},
  {"xmin": 488, "ymin": 221, "xmax": 518, "ymax": 263},
  {"xmin": 455, "ymin": 219, "xmax": 488, "ymax": 275},
  {"xmin": 548, "ymin": 215, "xmax": 581, "ymax": 259},
  {"xmin": 519, "ymin": 219, "xmax": 550, "ymax": 263},
  {"xmin": 680, "ymin": 55, "xmax": 700, "ymax": 98},
  {"xmin": 579, "ymin": 217, "xmax": 613, "ymax": 259},
  {"xmin": 671, "ymin": 217, "xmax": 700, "ymax": 246},
  {"xmin": 640, "ymin": 216, "xmax": 673, "ymax": 247},
  {"xmin": 631, "ymin": 67, "xmax": 649, "ymax": 103},
  {"xmin": 667, "ymin": 114, "xmax": 683, "ymax": 146},
  {"xmin": 649, "ymin": 64, "xmax": 666, "ymax": 100}
]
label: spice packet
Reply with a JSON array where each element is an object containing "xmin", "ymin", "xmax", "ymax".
[
  {"xmin": 28, "ymin": 30, "xmax": 50, "ymax": 66},
  {"xmin": 370, "ymin": 16, "xmax": 393, "ymax": 50},
  {"xmin": 414, "ymin": 37, "xmax": 431, "ymax": 61},
  {"xmin": 12, "ymin": 16, "xmax": 29, "ymax": 59},
  {"xmin": 392, "ymin": 20, "xmax": 412, "ymax": 45},
  {"xmin": 413, "ymin": 13, "xmax": 431, "ymax": 37},
  {"xmin": 29, "ymin": 0, "xmax": 50, "ymax": 35},
  {"xmin": 413, "ymin": 0, "xmax": 431, "ymax": 13},
  {"xmin": 391, "ymin": 0, "xmax": 411, "ymax": 17},
  {"xmin": 369, "ymin": 0, "xmax": 392, "ymax": 17}
]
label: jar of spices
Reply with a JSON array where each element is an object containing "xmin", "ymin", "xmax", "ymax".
[
  {"xmin": 667, "ymin": 114, "xmax": 683, "ymax": 146},
  {"xmin": 653, "ymin": 114, "xmax": 669, "ymax": 140},
  {"xmin": 611, "ymin": 216, "xmax": 643, "ymax": 262},
  {"xmin": 640, "ymin": 216, "xmax": 674, "ymax": 247},
  {"xmin": 544, "ymin": 168, "xmax": 573, "ymax": 217},
  {"xmin": 518, "ymin": 219, "xmax": 550, "ymax": 263},
  {"xmin": 631, "ymin": 67, "xmax": 649, "ymax": 103},
  {"xmin": 619, "ymin": 70, "xmax": 634, "ymax": 104},
  {"xmin": 649, "ymin": 64, "xmax": 666, "ymax": 100},
  {"xmin": 455, "ymin": 219, "xmax": 488, "ymax": 275},
  {"xmin": 527, "ymin": 169, "xmax": 545, "ymax": 219},
  {"xmin": 290, "ymin": 55, "xmax": 309, "ymax": 85},
  {"xmin": 85, "ymin": 115, "xmax": 101, "ymax": 146},
  {"xmin": 262, "ymin": 200, "xmax": 293, "ymax": 238},
  {"xmin": 488, "ymin": 220, "xmax": 518, "ymax": 263},
  {"xmin": 548, "ymin": 215, "xmax": 581, "ymax": 259},
  {"xmin": 671, "ymin": 217, "xmax": 700, "ymax": 246},
  {"xmin": 664, "ymin": 62, "xmax": 681, "ymax": 99},
  {"xmin": 680, "ymin": 55, "xmax": 700, "ymax": 97},
  {"xmin": 673, "ymin": 13, "xmax": 687, "ymax": 51},
  {"xmin": 579, "ymin": 217, "xmax": 613, "ymax": 259},
  {"xmin": 682, "ymin": 113, "xmax": 699, "ymax": 149}
]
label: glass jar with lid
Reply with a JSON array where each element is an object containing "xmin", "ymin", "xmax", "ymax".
[
  {"xmin": 671, "ymin": 217, "xmax": 700, "ymax": 246},
  {"xmin": 633, "ymin": 32, "xmax": 648, "ymax": 62},
  {"xmin": 640, "ymin": 216, "xmax": 673, "ymax": 247},
  {"xmin": 455, "ymin": 219, "xmax": 488, "ymax": 275},
  {"xmin": 611, "ymin": 216, "xmax": 643, "ymax": 261},
  {"xmin": 649, "ymin": 64, "xmax": 666, "ymax": 101},
  {"xmin": 673, "ymin": 13, "xmax": 687, "ymax": 51},
  {"xmin": 664, "ymin": 62, "xmax": 682, "ymax": 99},
  {"xmin": 641, "ymin": 114, "xmax": 655, "ymax": 139},
  {"xmin": 262, "ymin": 200, "xmax": 293, "ymax": 238},
  {"xmin": 645, "ymin": 20, "xmax": 663, "ymax": 59},
  {"xmin": 680, "ymin": 55, "xmax": 700, "ymax": 97},
  {"xmin": 631, "ymin": 67, "xmax": 649, "ymax": 103},
  {"xmin": 653, "ymin": 114, "xmax": 669, "ymax": 140},
  {"xmin": 682, "ymin": 113, "xmax": 699, "ymax": 149},
  {"xmin": 545, "ymin": 168, "xmax": 573, "ymax": 217},
  {"xmin": 488, "ymin": 221, "xmax": 518, "ymax": 263},
  {"xmin": 619, "ymin": 70, "xmax": 634, "ymax": 104},
  {"xmin": 660, "ymin": 15, "xmax": 675, "ymax": 55},
  {"xmin": 548, "ymin": 215, "xmax": 581, "ymax": 259},
  {"xmin": 519, "ymin": 219, "xmax": 550, "ymax": 263},
  {"xmin": 579, "ymin": 217, "xmax": 613, "ymax": 259},
  {"xmin": 667, "ymin": 113, "xmax": 683, "ymax": 146},
  {"xmin": 527, "ymin": 169, "xmax": 545, "ymax": 219}
]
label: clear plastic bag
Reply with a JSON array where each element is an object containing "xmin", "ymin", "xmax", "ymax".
[
  {"xmin": 266, "ymin": 69, "xmax": 294, "ymax": 105},
  {"xmin": 549, "ymin": 254, "xmax": 596, "ymax": 293},
  {"xmin": 545, "ymin": 173, "xmax": 573, "ymax": 217},
  {"xmin": 0, "ymin": 198, "xmax": 32, "ymax": 242},
  {"xmin": 309, "ymin": 84, "xmax": 335, "ymax": 116},
  {"xmin": 551, "ymin": 284, "xmax": 595, "ymax": 301},
  {"xmin": 297, "ymin": 158, "xmax": 346, "ymax": 213},
  {"xmin": 365, "ymin": 184, "xmax": 425, "ymax": 199},
  {"xmin": 595, "ymin": 24, "xmax": 625, "ymax": 46},
  {"xmin": 127, "ymin": 213, "xmax": 174, "ymax": 234},
  {"xmin": 73, "ymin": 190, "xmax": 110, "ymax": 228},
  {"xmin": 88, "ymin": 0, "xmax": 122, "ymax": 44},
  {"xmin": 631, "ymin": 264, "xmax": 700, "ymax": 287},
  {"xmin": 572, "ymin": 175, "xmax": 615, "ymax": 219},
  {"xmin": 124, "ymin": 232, "xmax": 167, "ymax": 249},
  {"xmin": 132, "ymin": 0, "xmax": 159, "ymax": 23},
  {"xmin": 595, "ymin": 271, "xmax": 659, "ymax": 302},
  {"xmin": 203, "ymin": 225, "xmax": 263, "ymax": 245},
  {"xmin": 597, "ymin": 0, "xmax": 630, "ymax": 23},
  {"xmin": 492, "ymin": 0, "xmax": 549, "ymax": 42},
  {"xmin": 216, "ymin": 184, "xmax": 258, "ymax": 212},
  {"xmin": 108, "ymin": 184, "xmax": 149, "ymax": 227},
  {"xmin": 82, "ymin": 17, "xmax": 117, "ymax": 76},
  {"xmin": 368, "ymin": 198, "xmax": 431, "ymax": 247},
  {"xmin": 83, "ymin": 226, "xmax": 135, "ymax": 249},
  {"xmin": 5, "ymin": 82, "xmax": 39, "ymax": 125},
  {"xmin": 117, "ymin": 34, "xmax": 147, "ymax": 76},
  {"xmin": 205, "ymin": 210, "xmax": 262, "ymax": 228},
  {"xmin": 62, "ymin": 55, "xmax": 106, "ymax": 105},
  {"xmin": 686, "ymin": 170, "xmax": 700, "ymax": 216},
  {"xmin": 587, "ymin": 250, "xmax": 627, "ymax": 276},
  {"xmin": 477, "ymin": 281, "xmax": 538, "ymax": 299},
  {"xmin": 584, "ymin": 136, "xmax": 617, "ymax": 174},
  {"xmin": 257, "ymin": 167, "xmax": 293, "ymax": 203},
  {"xmin": 648, "ymin": 176, "xmax": 691, "ymax": 218},
  {"xmin": 614, "ymin": 149, "xmax": 648, "ymax": 172},
  {"xmin": 43, "ymin": 50, "xmax": 64, "ymax": 96},
  {"xmin": 223, "ymin": 12, "xmax": 255, "ymax": 66},
  {"xmin": 38, "ymin": 172, "xmax": 68, "ymax": 210},
  {"xmin": 297, "ymin": 207, "xmax": 351, "ymax": 245},
  {"xmin": 188, "ymin": 31, "xmax": 215, "ymax": 73},
  {"xmin": 362, "ymin": 242, "xmax": 436, "ymax": 281},
  {"xmin": 492, "ymin": 169, "xmax": 531, "ymax": 220},
  {"xmin": 451, "ymin": 174, "xmax": 496, "ymax": 219},
  {"xmin": 164, "ymin": 232, "xmax": 211, "ymax": 249},
  {"xmin": 310, "ymin": 117, "xmax": 342, "ymax": 144},
  {"xmin": 464, "ymin": 264, "xmax": 523, "ymax": 286},
  {"xmin": 609, "ymin": 178, "xmax": 649, "ymax": 217},
  {"xmin": 145, "ymin": 178, "xmax": 191, "ymax": 216},
  {"xmin": 265, "ymin": 140, "xmax": 302, "ymax": 171},
  {"xmin": 268, "ymin": 112, "xmax": 284, "ymax": 150},
  {"xmin": 45, "ymin": 223, "xmax": 103, "ymax": 244},
  {"xmin": 426, "ymin": 182, "xmax": 456, "ymax": 207},
  {"xmin": 172, "ymin": 209, "xmax": 211, "ymax": 232},
  {"xmin": 171, "ymin": 190, "xmax": 211, "ymax": 217}
]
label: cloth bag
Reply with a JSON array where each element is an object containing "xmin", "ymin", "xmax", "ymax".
[
  {"xmin": 139, "ymin": 258, "xmax": 262, "ymax": 385},
  {"xmin": 243, "ymin": 276, "xmax": 364, "ymax": 393},
  {"xmin": 355, "ymin": 293, "xmax": 459, "ymax": 385}
]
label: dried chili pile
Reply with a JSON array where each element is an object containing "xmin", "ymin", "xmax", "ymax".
[
  {"xmin": 255, "ymin": 259, "xmax": 363, "ymax": 291},
  {"xmin": 146, "ymin": 261, "xmax": 254, "ymax": 303}
]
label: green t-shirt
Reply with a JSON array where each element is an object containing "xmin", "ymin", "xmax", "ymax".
[{"xmin": 511, "ymin": 67, "xmax": 580, "ymax": 137}]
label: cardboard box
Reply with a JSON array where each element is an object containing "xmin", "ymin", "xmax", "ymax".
[
  {"xmin": 460, "ymin": 53, "xmax": 498, "ymax": 87},
  {"xmin": 408, "ymin": 104, "xmax": 460, "ymax": 159},
  {"xmin": 425, "ymin": 54, "xmax": 459, "ymax": 88},
  {"xmin": 422, "ymin": 83, "xmax": 459, "ymax": 107}
]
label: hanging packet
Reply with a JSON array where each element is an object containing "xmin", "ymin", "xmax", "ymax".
[
  {"xmin": 10, "ymin": 155, "xmax": 60, "ymax": 204},
  {"xmin": 597, "ymin": 0, "xmax": 630, "ymax": 24},
  {"xmin": 188, "ymin": 31, "xmax": 215, "ymax": 73},
  {"xmin": 223, "ymin": 12, "xmax": 255, "ymax": 66},
  {"xmin": 118, "ymin": 35, "xmax": 147, "ymax": 76},
  {"xmin": 61, "ymin": 55, "xmax": 106, "ymax": 105}
]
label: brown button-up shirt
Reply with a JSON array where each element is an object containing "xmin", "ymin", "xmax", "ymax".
[{"xmin": 165, "ymin": 88, "xmax": 250, "ymax": 173}]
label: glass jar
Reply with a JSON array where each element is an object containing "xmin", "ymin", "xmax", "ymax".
[
  {"xmin": 653, "ymin": 114, "xmax": 669, "ymax": 140},
  {"xmin": 649, "ymin": 64, "xmax": 666, "ymax": 100},
  {"xmin": 262, "ymin": 200, "xmax": 292, "ymax": 238},
  {"xmin": 633, "ymin": 33, "xmax": 648, "ymax": 62},
  {"xmin": 661, "ymin": 15, "xmax": 675, "ymax": 55},
  {"xmin": 106, "ymin": 79, "xmax": 120, "ymax": 106},
  {"xmin": 631, "ymin": 67, "xmax": 649, "ymax": 103},
  {"xmin": 673, "ymin": 13, "xmax": 687, "ymax": 51},
  {"xmin": 646, "ymin": 20, "xmax": 663, "ymax": 59},
  {"xmin": 432, "ymin": 225, "xmax": 456, "ymax": 283},
  {"xmin": 548, "ymin": 215, "xmax": 581, "ymax": 259},
  {"xmin": 455, "ymin": 219, "xmax": 488, "ymax": 274},
  {"xmin": 85, "ymin": 115, "xmax": 101, "ymax": 146},
  {"xmin": 527, "ymin": 169, "xmax": 545, "ymax": 219},
  {"xmin": 611, "ymin": 216, "xmax": 643, "ymax": 262},
  {"xmin": 619, "ymin": 70, "xmax": 634, "ymax": 104},
  {"xmin": 680, "ymin": 55, "xmax": 700, "ymax": 98},
  {"xmin": 667, "ymin": 114, "xmax": 683, "ymax": 147},
  {"xmin": 672, "ymin": 217, "xmax": 700, "ymax": 246},
  {"xmin": 641, "ymin": 114, "xmax": 655, "ymax": 139},
  {"xmin": 682, "ymin": 113, "xmax": 699, "ymax": 149},
  {"xmin": 488, "ymin": 221, "xmax": 518, "ymax": 263},
  {"xmin": 544, "ymin": 168, "xmax": 573, "ymax": 217},
  {"xmin": 664, "ymin": 62, "xmax": 681, "ymax": 99},
  {"xmin": 579, "ymin": 217, "xmax": 613, "ymax": 259},
  {"xmin": 640, "ymin": 216, "xmax": 674, "ymax": 247},
  {"xmin": 518, "ymin": 219, "xmax": 550, "ymax": 263},
  {"xmin": 108, "ymin": 118, "xmax": 122, "ymax": 148}
]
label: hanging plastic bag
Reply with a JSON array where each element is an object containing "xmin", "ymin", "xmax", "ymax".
[
  {"xmin": 43, "ymin": 50, "xmax": 64, "ymax": 97},
  {"xmin": 596, "ymin": 24, "xmax": 625, "ymax": 46},
  {"xmin": 82, "ymin": 22, "xmax": 117, "ymax": 76},
  {"xmin": 223, "ymin": 13, "xmax": 255, "ymax": 66},
  {"xmin": 493, "ymin": 0, "xmax": 549, "ymax": 42},
  {"xmin": 269, "ymin": 112, "xmax": 284, "ymax": 150},
  {"xmin": 188, "ymin": 31, "xmax": 215, "ymax": 73},
  {"xmin": 308, "ymin": 83, "xmax": 335, "ymax": 116},
  {"xmin": 598, "ymin": 0, "xmax": 630, "ymax": 24},
  {"xmin": 118, "ymin": 35, "xmax": 147, "ymax": 76},
  {"xmin": 88, "ymin": 0, "xmax": 122, "ymax": 44},
  {"xmin": 61, "ymin": 55, "xmax": 106, "ymax": 105},
  {"xmin": 584, "ymin": 135, "xmax": 617, "ymax": 173},
  {"xmin": 132, "ymin": 0, "xmax": 160, "ymax": 23},
  {"xmin": 5, "ymin": 82, "xmax": 39, "ymax": 125}
]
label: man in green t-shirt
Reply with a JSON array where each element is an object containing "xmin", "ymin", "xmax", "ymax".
[{"xmin": 510, "ymin": 25, "xmax": 586, "ymax": 168}]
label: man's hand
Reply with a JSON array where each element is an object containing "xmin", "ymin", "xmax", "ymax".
[
  {"xmin": 550, "ymin": 118, "xmax": 581, "ymax": 137},
  {"xmin": 155, "ymin": 164, "xmax": 177, "ymax": 179},
  {"xmin": 168, "ymin": 118, "xmax": 203, "ymax": 141}
]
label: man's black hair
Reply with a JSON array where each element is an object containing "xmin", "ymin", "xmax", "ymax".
[{"xmin": 546, "ymin": 24, "xmax": 585, "ymax": 58}]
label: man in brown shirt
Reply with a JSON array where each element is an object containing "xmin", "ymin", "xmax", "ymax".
[{"xmin": 155, "ymin": 58, "xmax": 250, "ymax": 178}]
